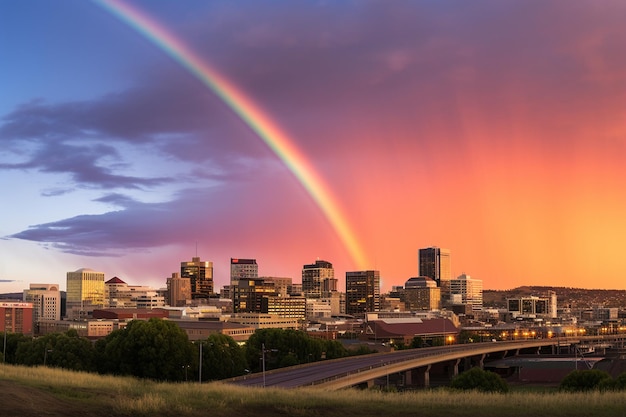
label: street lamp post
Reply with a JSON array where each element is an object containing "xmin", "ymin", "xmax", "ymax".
[
  {"xmin": 43, "ymin": 348, "xmax": 52, "ymax": 366},
  {"xmin": 262, "ymin": 343, "xmax": 266, "ymax": 388},
  {"xmin": 198, "ymin": 342, "xmax": 203, "ymax": 383}
]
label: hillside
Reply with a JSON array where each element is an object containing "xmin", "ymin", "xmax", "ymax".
[{"xmin": 483, "ymin": 286, "xmax": 626, "ymax": 309}]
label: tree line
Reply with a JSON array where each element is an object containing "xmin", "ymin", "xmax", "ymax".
[{"xmin": 1, "ymin": 318, "xmax": 374, "ymax": 382}]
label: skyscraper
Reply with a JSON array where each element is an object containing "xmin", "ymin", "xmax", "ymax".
[
  {"xmin": 418, "ymin": 247, "xmax": 451, "ymax": 300},
  {"xmin": 180, "ymin": 256, "xmax": 214, "ymax": 299},
  {"xmin": 230, "ymin": 258, "xmax": 258, "ymax": 286},
  {"xmin": 345, "ymin": 270, "xmax": 380, "ymax": 316},
  {"xmin": 66, "ymin": 268, "xmax": 105, "ymax": 319},
  {"xmin": 302, "ymin": 259, "xmax": 336, "ymax": 298}
]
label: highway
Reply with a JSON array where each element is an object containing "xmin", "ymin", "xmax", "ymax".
[{"xmin": 228, "ymin": 339, "xmax": 557, "ymax": 389}]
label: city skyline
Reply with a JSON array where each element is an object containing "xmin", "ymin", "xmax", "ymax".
[{"xmin": 2, "ymin": 1, "xmax": 626, "ymax": 293}]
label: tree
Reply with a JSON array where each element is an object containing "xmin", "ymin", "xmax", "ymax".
[
  {"xmin": 450, "ymin": 367, "xmax": 509, "ymax": 393},
  {"xmin": 560, "ymin": 369, "xmax": 613, "ymax": 392},
  {"xmin": 245, "ymin": 329, "xmax": 347, "ymax": 372},
  {"xmin": 197, "ymin": 333, "xmax": 248, "ymax": 381},
  {"xmin": 409, "ymin": 336, "xmax": 425, "ymax": 348},
  {"xmin": 14, "ymin": 331, "xmax": 95, "ymax": 371},
  {"xmin": 613, "ymin": 372, "xmax": 626, "ymax": 390},
  {"xmin": 95, "ymin": 318, "xmax": 193, "ymax": 381},
  {"xmin": 1, "ymin": 332, "xmax": 30, "ymax": 364}
]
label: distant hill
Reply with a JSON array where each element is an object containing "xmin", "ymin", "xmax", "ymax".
[{"xmin": 484, "ymin": 286, "xmax": 626, "ymax": 309}]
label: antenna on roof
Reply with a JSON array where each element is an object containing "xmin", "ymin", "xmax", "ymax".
[{"xmin": 195, "ymin": 241, "xmax": 198, "ymax": 257}]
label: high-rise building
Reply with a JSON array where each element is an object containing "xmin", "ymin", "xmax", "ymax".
[
  {"xmin": 233, "ymin": 278, "xmax": 276, "ymax": 313},
  {"xmin": 181, "ymin": 256, "xmax": 214, "ymax": 299},
  {"xmin": 262, "ymin": 277, "xmax": 292, "ymax": 297},
  {"xmin": 345, "ymin": 270, "xmax": 380, "ymax": 316},
  {"xmin": 302, "ymin": 260, "xmax": 336, "ymax": 298},
  {"xmin": 418, "ymin": 247, "xmax": 451, "ymax": 299},
  {"xmin": 66, "ymin": 268, "xmax": 105, "ymax": 319},
  {"xmin": 166, "ymin": 272, "xmax": 191, "ymax": 307},
  {"xmin": 230, "ymin": 258, "xmax": 258, "ymax": 287},
  {"xmin": 449, "ymin": 274, "xmax": 483, "ymax": 311},
  {"xmin": 23, "ymin": 283, "xmax": 61, "ymax": 327}
]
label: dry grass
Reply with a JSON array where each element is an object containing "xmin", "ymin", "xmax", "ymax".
[{"xmin": 2, "ymin": 364, "xmax": 626, "ymax": 417}]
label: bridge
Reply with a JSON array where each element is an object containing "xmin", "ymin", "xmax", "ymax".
[{"xmin": 229, "ymin": 335, "xmax": 626, "ymax": 390}]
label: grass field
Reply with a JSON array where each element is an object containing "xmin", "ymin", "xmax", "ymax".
[{"xmin": 2, "ymin": 364, "xmax": 626, "ymax": 417}]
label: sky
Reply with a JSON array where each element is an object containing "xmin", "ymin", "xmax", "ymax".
[{"xmin": 1, "ymin": 0, "xmax": 625, "ymax": 294}]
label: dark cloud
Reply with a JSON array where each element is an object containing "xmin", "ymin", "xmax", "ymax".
[
  {"xmin": 8, "ymin": 173, "xmax": 320, "ymax": 257},
  {"xmin": 0, "ymin": 141, "xmax": 170, "ymax": 189}
]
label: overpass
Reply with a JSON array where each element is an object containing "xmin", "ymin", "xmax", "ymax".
[{"xmin": 229, "ymin": 335, "xmax": 626, "ymax": 390}]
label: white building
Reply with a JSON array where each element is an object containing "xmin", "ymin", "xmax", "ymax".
[
  {"xmin": 105, "ymin": 277, "xmax": 165, "ymax": 309},
  {"xmin": 449, "ymin": 274, "xmax": 483, "ymax": 311},
  {"xmin": 23, "ymin": 283, "xmax": 61, "ymax": 325}
]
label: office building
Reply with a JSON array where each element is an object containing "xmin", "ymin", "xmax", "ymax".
[
  {"xmin": 265, "ymin": 295, "xmax": 306, "ymax": 320},
  {"xmin": 66, "ymin": 268, "xmax": 106, "ymax": 319},
  {"xmin": 166, "ymin": 272, "xmax": 191, "ymax": 307},
  {"xmin": 418, "ymin": 247, "xmax": 451, "ymax": 299},
  {"xmin": 105, "ymin": 277, "xmax": 165, "ymax": 309},
  {"xmin": 449, "ymin": 274, "xmax": 483, "ymax": 311},
  {"xmin": 302, "ymin": 260, "xmax": 336, "ymax": 298},
  {"xmin": 263, "ymin": 276, "xmax": 292, "ymax": 297},
  {"xmin": 507, "ymin": 292, "xmax": 557, "ymax": 320},
  {"xmin": 23, "ymin": 284, "xmax": 61, "ymax": 328},
  {"xmin": 403, "ymin": 277, "xmax": 441, "ymax": 311},
  {"xmin": 180, "ymin": 256, "xmax": 214, "ymax": 299},
  {"xmin": 345, "ymin": 270, "xmax": 380, "ymax": 316},
  {"xmin": 230, "ymin": 258, "xmax": 258, "ymax": 286},
  {"xmin": 233, "ymin": 277, "xmax": 276, "ymax": 313},
  {"xmin": 0, "ymin": 301, "xmax": 33, "ymax": 336}
]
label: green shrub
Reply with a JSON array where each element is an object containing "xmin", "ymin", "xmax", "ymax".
[
  {"xmin": 612, "ymin": 372, "xmax": 626, "ymax": 390},
  {"xmin": 559, "ymin": 369, "xmax": 612, "ymax": 392},
  {"xmin": 450, "ymin": 367, "xmax": 509, "ymax": 393}
]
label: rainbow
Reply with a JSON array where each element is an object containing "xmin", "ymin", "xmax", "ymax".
[{"xmin": 94, "ymin": 0, "xmax": 368, "ymax": 269}]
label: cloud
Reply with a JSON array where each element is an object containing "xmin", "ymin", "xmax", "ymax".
[{"xmin": 8, "ymin": 172, "xmax": 324, "ymax": 257}]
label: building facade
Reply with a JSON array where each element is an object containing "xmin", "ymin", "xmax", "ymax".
[
  {"xmin": 230, "ymin": 258, "xmax": 258, "ymax": 286},
  {"xmin": 0, "ymin": 301, "xmax": 33, "ymax": 335},
  {"xmin": 449, "ymin": 274, "xmax": 483, "ymax": 311},
  {"xmin": 507, "ymin": 292, "xmax": 557, "ymax": 320},
  {"xmin": 66, "ymin": 268, "xmax": 106, "ymax": 319},
  {"xmin": 233, "ymin": 277, "xmax": 276, "ymax": 313},
  {"xmin": 23, "ymin": 283, "xmax": 61, "ymax": 329},
  {"xmin": 418, "ymin": 247, "xmax": 451, "ymax": 300},
  {"xmin": 302, "ymin": 260, "xmax": 336, "ymax": 298},
  {"xmin": 403, "ymin": 277, "xmax": 441, "ymax": 311},
  {"xmin": 262, "ymin": 276, "xmax": 292, "ymax": 297},
  {"xmin": 345, "ymin": 270, "xmax": 380, "ymax": 316},
  {"xmin": 181, "ymin": 256, "xmax": 214, "ymax": 299},
  {"xmin": 166, "ymin": 272, "xmax": 191, "ymax": 307}
]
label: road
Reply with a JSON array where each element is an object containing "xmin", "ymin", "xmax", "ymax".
[{"xmin": 229, "ymin": 341, "xmax": 534, "ymax": 388}]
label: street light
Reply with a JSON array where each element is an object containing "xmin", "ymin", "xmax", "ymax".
[
  {"xmin": 43, "ymin": 348, "xmax": 53, "ymax": 366},
  {"xmin": 198, "ymin": 341, "xmax": 203, "ymax": 383},
  {"xmin": 260, "ymin": 343, "xmax": 278, "ymax": 388}
]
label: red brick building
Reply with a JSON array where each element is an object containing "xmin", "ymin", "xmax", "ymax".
[{"xmin": 0, "ymin": 301, "xmax": 34, "ymax": 336}]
